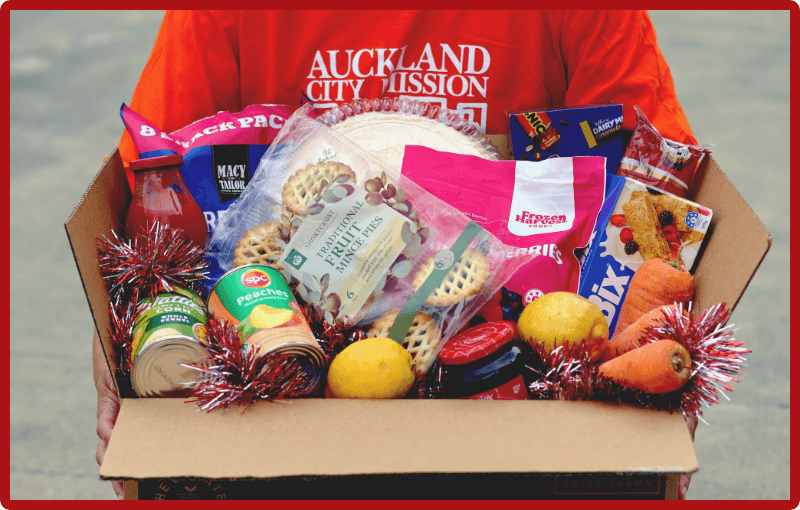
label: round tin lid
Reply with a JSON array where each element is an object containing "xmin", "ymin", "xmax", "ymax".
[
  {"xmin": 129, "ymin": 154, "xmax": 184, "ymax": 173},
  {"xmin": 131, "ymin": 335, "xmax": 209, "ymax": 398},
  {"xmin": 439, "ymin": 321, "xmax": 518, "ymax": 366}
]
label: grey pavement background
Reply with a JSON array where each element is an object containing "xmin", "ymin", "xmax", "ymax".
[{"xmin": 9, "ymin": 10, "xmax": 790, "ymax": 500}]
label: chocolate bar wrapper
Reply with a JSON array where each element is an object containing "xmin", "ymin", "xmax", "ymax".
[{"xmin": 506, "ymin": 103, "xmax": 624, "ymax": 172}]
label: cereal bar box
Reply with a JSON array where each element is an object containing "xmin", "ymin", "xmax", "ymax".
[
  {"xmin": 506, "ymin": 103, "xmax": 624, "ymax": 173},
  {"xmin": 577, "ymin": 176, "xmax": 712, "ymax": 332}
]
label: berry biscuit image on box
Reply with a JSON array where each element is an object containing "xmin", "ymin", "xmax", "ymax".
[
  {"xmin": 598, "ymin": 180, "xmax": 711, "ymax": 273},
  {"xmin": 577, "ymin": 177, "xmax": 712, "ymax": 333}
]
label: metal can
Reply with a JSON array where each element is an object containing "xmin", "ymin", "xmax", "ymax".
[
  {"xmin": 207, "ymin": 264, "xmax": 327, "ymax": 392},
  {"xmin": 130, "ymin": 287, "xmax": 209, "ymax": 398}
]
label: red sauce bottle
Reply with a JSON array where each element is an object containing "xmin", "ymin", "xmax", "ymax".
[{"xmin": 125, "ymin": 154, "xmax": 208, "ymax": 247}]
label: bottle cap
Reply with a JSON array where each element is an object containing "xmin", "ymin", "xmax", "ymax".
[{"xmin": 129, "ymin": 154, "xmax": 184, "ymax": 173}]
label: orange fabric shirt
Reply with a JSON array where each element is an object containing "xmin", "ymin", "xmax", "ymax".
[{"xmin": 120, "ymin": 10, "xmax": 697, "ymax": 167}]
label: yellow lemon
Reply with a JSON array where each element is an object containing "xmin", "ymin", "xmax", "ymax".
[
  {"xmin": 327, "ymin": 337, "xmax": 415, "ymax": 399},
  {"xmin": 517, "ymin": 292, "xmax": 609, "ymax": 363},
  {"xmin": 249, "ymin": 304, "xmax": 294, "ymax": 329}
]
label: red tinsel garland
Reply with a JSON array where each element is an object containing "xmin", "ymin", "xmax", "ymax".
[
  {"xmin": 302, "ymin": 304, "xmax": 367, "ymax": 363},
  {"xmin": 647, "ymin": 302, "xmax": 749, "ymax": 421},
  {"xmin": 524, "ymin": 302, "xmax": 749, "ymax": 422},
  {"xmin": 527, "ymin": 342, "xmax": 596, "ymax": 401},
  {"xmin": 97, "ymin": 221, "xmax": 209, "ymax": 389},
  {"xmin": 97, "ymin": 221, "xmax": 208, "ymax": 305},
  {"xmin": 182, "ymin": 318, "xmax": 317, "ymax": 412}
]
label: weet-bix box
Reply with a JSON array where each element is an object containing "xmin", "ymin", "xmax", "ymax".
[
  {"xmin": 578, "ymin": 172, "xmax": 627, "ymax": 277},
  {"xmin": 506, "ymin": 104, "xmax": 624, "ymax": 173},
  {"xmin": 577, "ymin": 176, "xmax": 713, "ymax": 333}
]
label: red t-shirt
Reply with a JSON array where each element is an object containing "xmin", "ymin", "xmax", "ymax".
[{"xmin": 120, "ymin": 10, "xmax": 697, "ymax": 166}]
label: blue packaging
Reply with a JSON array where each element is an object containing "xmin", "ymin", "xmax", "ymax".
[
  {"xmin": 578, "ymin": 173, "xmax": 627, "ymax": 280},
  {"xmin": 506, "ymin": 104, "xmax": 624, "ymax": 173},
  {"xmin": 577, "ymin": 176, "xmax": 713, "ymax": 333}
]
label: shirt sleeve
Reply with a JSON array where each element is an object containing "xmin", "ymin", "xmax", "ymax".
[
  {"xmin": 118, "ymin": 10, "xmax": 242, "ymax": 169},
  {"xmin": 557, "ymin": 10, "xmax": 698, "ymax": 145}
]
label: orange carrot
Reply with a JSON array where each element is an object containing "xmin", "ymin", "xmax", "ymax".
[
  {"xmin": 614, "ymin": 258, "xmax": 694, "ymax": 336},
  {"xmin": 601, "ymin": 305, "xmax": 682, "ymax": 363},
  {"xmin": 598, "ymin": 339, "xmax": 692, "ymax": 394}
]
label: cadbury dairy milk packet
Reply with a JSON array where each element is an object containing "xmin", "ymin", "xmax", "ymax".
[
  {"xmin": 121, "ymin": 103, "xmax": 302, "ymax": 294},
  {"xmin": 506, "ymin": 103, "xmax": 624, "ymax": 172},
  {"xmin": 401, "ymin": 146, "xmax": 606, "ymax": 306}
]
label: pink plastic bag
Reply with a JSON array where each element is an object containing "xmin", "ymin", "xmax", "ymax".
[{"xmin": 401, "ymin": 146, "xmax": 606, "ymax": 305}]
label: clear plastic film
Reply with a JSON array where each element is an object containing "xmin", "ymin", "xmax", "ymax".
[
  {"xmin": 617, "ymin": 105, "xmax": 714, "ymax": 199},
  {"xmin": 207, "ymin": 104, "xmax": 533, "ymax": 377}
]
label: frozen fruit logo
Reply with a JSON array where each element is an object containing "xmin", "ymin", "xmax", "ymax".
[
  {"xmin": 515, "ymin": 211, "xmax": 567, "ymax": 228},
  {"xmin": 524, "ymin": 288, "xmax": 544, "ymax": 305},
  {"xmin": 241, "ymin": 268, "xmax": 272, "ymax": 288}
]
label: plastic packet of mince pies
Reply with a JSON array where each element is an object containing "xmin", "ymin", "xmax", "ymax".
[{"xmin": 207, "ymin": 104, "xmax": 534, "ymax": 377}]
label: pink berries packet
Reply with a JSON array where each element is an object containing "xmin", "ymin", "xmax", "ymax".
[{"xmin": 401, "ymin": 146, "xmax": 606, "ymax": 305}]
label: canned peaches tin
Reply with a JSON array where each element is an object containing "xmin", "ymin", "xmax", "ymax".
[{"xmin": 207, "ymin": 264, "xmax": 326, "ymax": 390}]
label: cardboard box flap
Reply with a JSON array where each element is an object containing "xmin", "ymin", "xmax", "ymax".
[
  {"xmin": 64, "ymin": 149, "xmax": 131, "ymax": 389},
  {"xmin": 101, "ymin": 399, "xmax": 698, "ymax": 480},
  {"xmin": 690, "ymin": 157, "xmax": 771, "ymax": 312}
]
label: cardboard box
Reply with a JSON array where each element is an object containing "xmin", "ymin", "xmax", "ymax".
[{"xmin": 65, "ymin": 136, "xmax": 771, "ymax": 500}]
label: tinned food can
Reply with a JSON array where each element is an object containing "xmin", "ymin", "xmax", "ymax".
[
  {"xmin": 130, "ymin": 287, "xmax": 210, "ymax": 398},
  {"xmin": 207, "ymin": 264, "xmax": 327, "ymax": 392}
]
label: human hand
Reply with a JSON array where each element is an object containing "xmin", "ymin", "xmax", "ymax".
[{"xmin": 93, "ymin": 331, "xmax": 124, "ymax": 499}]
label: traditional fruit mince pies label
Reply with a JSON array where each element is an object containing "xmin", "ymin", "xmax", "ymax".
[{"xmin": 278, "ymin": 181, "xmax": 414, "ymax": 319}]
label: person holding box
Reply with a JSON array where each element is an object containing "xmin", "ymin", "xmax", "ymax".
[{"xmin": 97, "ymin": 10, "xmax": 699, "ymax": 499}]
